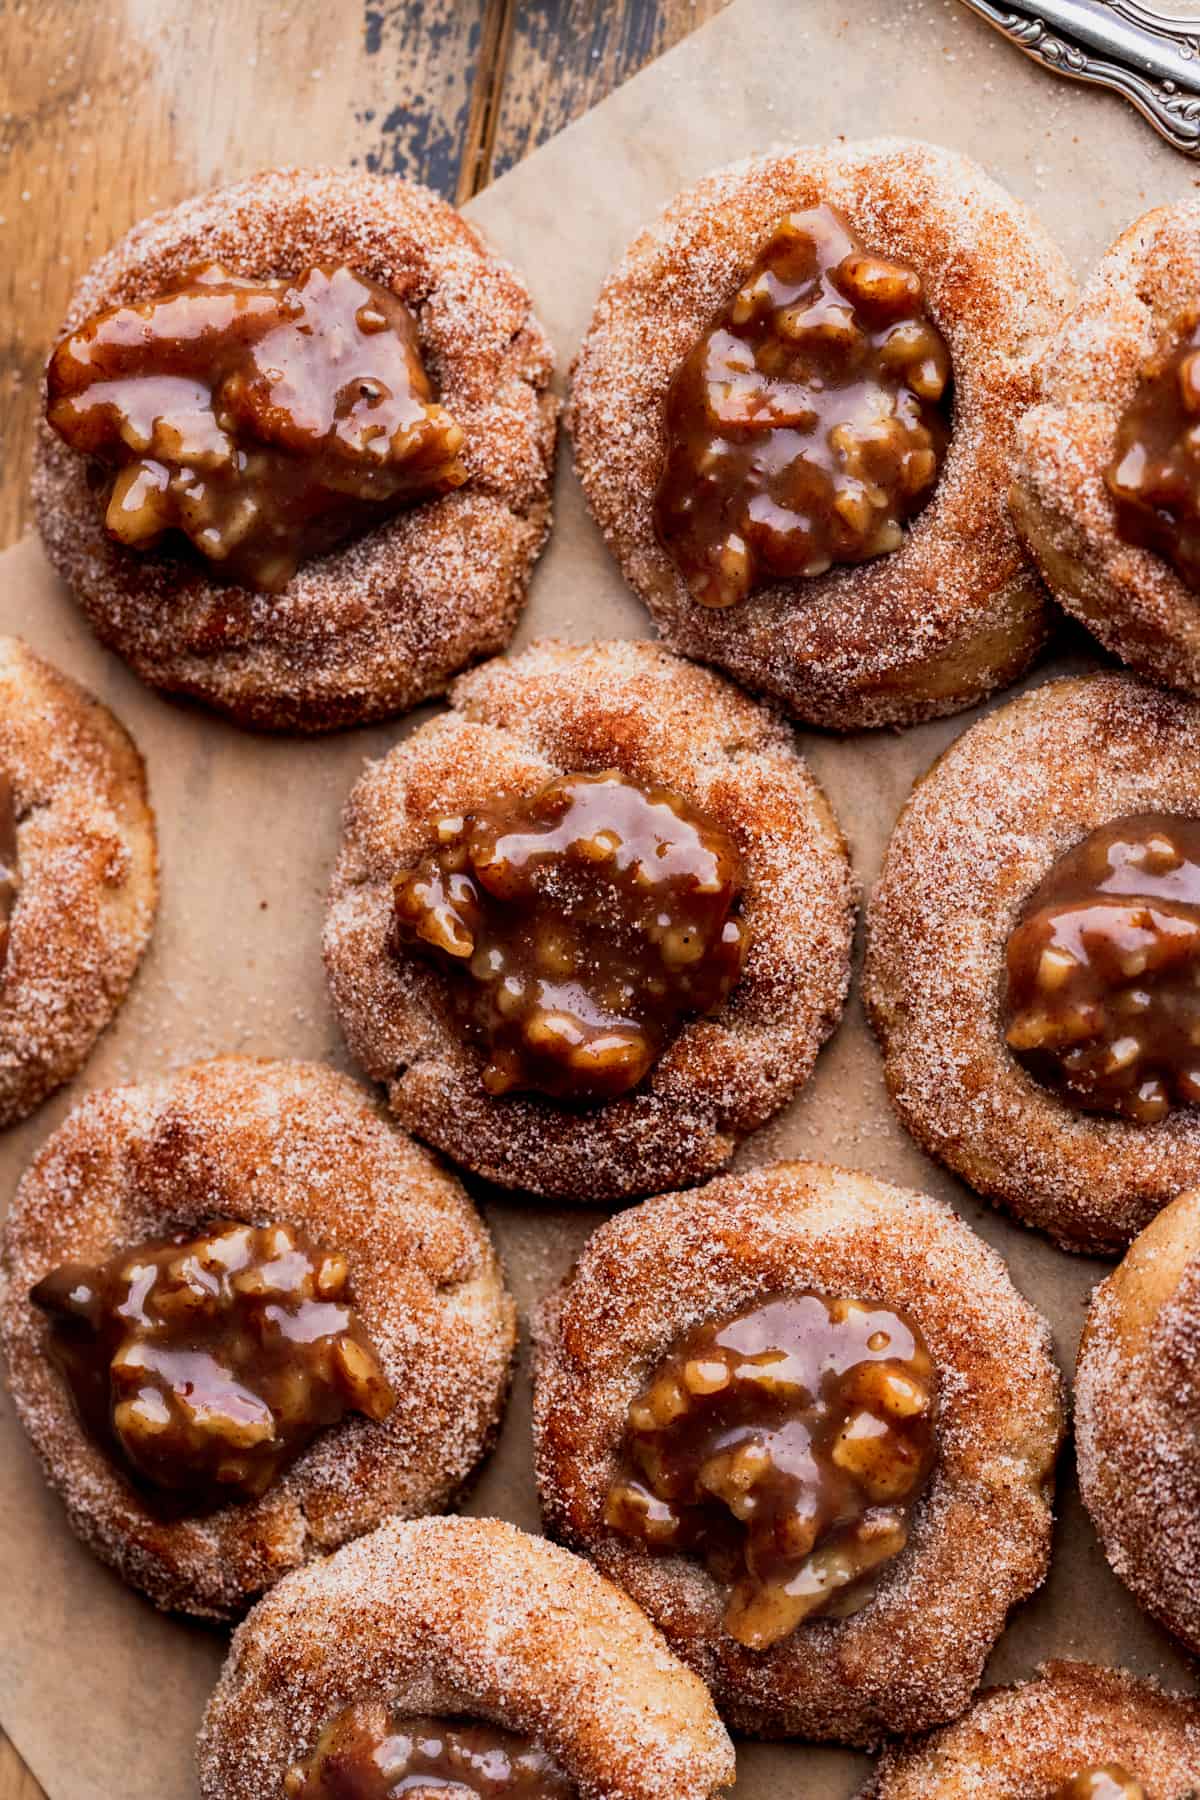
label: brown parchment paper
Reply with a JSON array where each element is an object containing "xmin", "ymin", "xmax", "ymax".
[{"xmin": 2, "ymin": 1, "xmax": 1199, "ymax": 1794}]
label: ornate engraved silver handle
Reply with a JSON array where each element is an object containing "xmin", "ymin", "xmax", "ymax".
[{"xmin": 957, "ymin": 0, "xmax": 1200, "ymax": 152}]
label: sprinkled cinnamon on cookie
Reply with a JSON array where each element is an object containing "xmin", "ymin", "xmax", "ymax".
[
  {"xmin": 570, "ymin": 138, "xmax": 1074, "ymax": 731},
  {"xmin": 33, "ymin": 166, "xmax": 557, "ymax": 732},
  {"xmin": 197, "ymin": 1515, "xmax": 736, "ymax": 1800},
  {"xmin": 324, "ymin": 638, "xmax": 856, "ymax": 1202},
  {"xmin": 0, "ymin": 636, "xmax": 157, "ymax": 1126},
  {"xmin": 0, "ymin": 1057, "xmax": 515, "ymax": 1617},
  {"xmin": 1076, "ymin": 1189, "xmax": 1200, "ymax": 1657}
]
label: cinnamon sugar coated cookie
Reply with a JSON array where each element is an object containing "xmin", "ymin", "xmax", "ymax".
[
  {"xmin": 570, "ymin": 138, "xmax": 1074, "ymax": 730},
  {"xmin": 0, "ymin": 636, "xmax": 156, "ymax": 1125},
  {"xmin": 323, "ymin": 638, "xmax": 856, "ymax": 1201},
  {"xmin": 197, "ymin": 1514, "xmax": 736, "ymax": 1800},
  {"xmin": 866, "ymin": 673, "xmax": 1200, "ymax": 1254},
  {"xmin": 533, "ymin": 1162, "xmax": 1063, "ymax": 1744},
  {"xmin": 33, "ymin": 167, "xmax": 557, "ymax": 731},
  {"xmin": 1076, "ymin": 1188, "xmax": 1200, "ymax": 1657},
  {"xmin": 871, "ymin": 1661, "xmax": 1200, "ymax": 1797},
  {"xmin": 1013, "ymin": 197, "xmax": 1200, "ymax": 699},
  {"xmin": 0, "ymin": 1057, "xmax": 515, "ymax": 1617}
]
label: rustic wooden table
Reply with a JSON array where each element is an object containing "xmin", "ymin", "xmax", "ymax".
[{"xmin": 0, "ymin": 1, "xmax": 727, "ymax": 1792}]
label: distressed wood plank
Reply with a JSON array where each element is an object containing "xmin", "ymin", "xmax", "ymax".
[
  {"xmin": 487, "ymin": 0, "xmax": 733, "ymax": 184},
  {"xmin": 356, "ymin": 0, "xmax": 488, "ymax": 194},
  {"xmin": 0, "ymin": 1740, "xmax": 40, "ymax": 1800}
]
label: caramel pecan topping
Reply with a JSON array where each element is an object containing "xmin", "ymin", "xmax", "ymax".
[
  {"xmin": 1108, "ymin": 313, "xmax": 1200, "ymax": 591},
  {"xmin": 284, "ymin": 1704, "xmax": 574, "ymax": 1799},
  {"xmin": 605, "ymin": 1292, "xmax": 937, "ymax": 1649},
  {"xmin": 1006, "ymin": 812, "xmax": 1200, "ymax": 1124},
  {"xmin": 392, "ymin": 769, "xmax": 747, "ymax": 1103},
  {"xmin": 653, "ymin": 204, "xmax": 951, "ymax": 608},
  {"xmin": 46, "ymin": 263, "xmax": 467, "ymax": 593},
  {"xmin": 32, "ymin": 1220, "xmax": 395, "ymax": 1507}
]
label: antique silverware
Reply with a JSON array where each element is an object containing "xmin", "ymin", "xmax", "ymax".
[{"xmin": 957, "ymin": 0, "xmax": 1200, "ymax": 152}]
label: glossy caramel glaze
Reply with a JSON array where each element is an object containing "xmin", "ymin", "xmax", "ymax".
[
  {"xmin": 604, "ymin": 1290, "xmax": 936, "ymax": 1650},
  {"xmin": 392, "ymin": 769, "xmax": 747, "ymax": 1103},
  {"xmin": 46, "ymin": 262, "xmax": 467, "ymax": 593},
  {"xmin": 1107, "ymin": 314, "xmax": 1200, "ymax": 592},
  {"xmin": 284, "ymin": 1704, "xmax": 574, "ymax": 1799},
  {"xmin": 653, "ymin": 204, "xmax": 950, "ymax": 609},
  {"xmin": 0, "ymin": 768, "xmax": 19, "ymax": 971},
  {"xmin": 32, "ymin": 1219, "xmax": 395, "ymax": 1508},
  {"xmin": 1006, "ymin": 812, "xmax": 1200, "ymax": 1124}
]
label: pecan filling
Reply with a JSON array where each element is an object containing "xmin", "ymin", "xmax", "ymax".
[
  {"xmin": 653, "ymin": 204, "xmax": 951, "ymax": 609},
  {"xmin": 45, "ymin": 262, "xmax": 467, "ymax": 593},
  {"xmin": 1107, "ymin": 313, "xmax": 1200, "ymax": 591},
  {"xmin": 32, "ymin": 1221, "xmax": 395, "ymax": 1507},
  {"xmin": 605, "ymin": 1292, "xmax": 937, "ymax": 1649},
  {"xmin": 284, "ymin": 1704, "xmax": 574, "ymax": 1799},
  {"xmin": 1006, "ymin": 812, "xmax": 1200, "ymax": 1123},
  {"xmin": 0, "ymin": 769, "xmax": 19, "ymax": 971},
  {"xmin": 392, "ymin": 769, "xmax": 747, "ymax": 1103},
  {"xmin": 1054, "ymin": 1769, "xmax": 1146, "ymax": 1800}
]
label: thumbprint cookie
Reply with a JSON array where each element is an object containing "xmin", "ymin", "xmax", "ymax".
[
  {"xmin": 570, "ymin": 138, "xmax": 1074, "ymax": 730},
  {"xmin": 1014, "ymin": 196, "xmax": 1200, "ymax": 703},
  {"xmin": 1077, "ymin": 1186, "xmax": 1200, "ymax": 1656},
  {"xmin": 33, "ymin": 167, "xmax": 556, "ymax": 731},
  {"xmin": 872, "ymin": 1661, "xmax": 1200, "ymax": 1798},
  {"xmin": 0, "ymin": 635, "xmax": 156, "ymax": 1126},
  {"xmin": 533, "ymin": 1161, "xmax": 1062, "ymax": 1743},
  {"xmin": 0, "ymin": 1057, "xmax": 515, "ymax": 1617},
  {"xmin": 866, "ymin": 672, "xmax": 1200, "ymax": 1253},
  {"xmin": 197, "ymin": 1514, "xmax": 735, "ymax": 1800}
]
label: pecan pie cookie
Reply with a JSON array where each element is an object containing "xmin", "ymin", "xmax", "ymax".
[
  {"xmin": 1013, "ymin": 196, "xmax": 1200, "ymax": 701},
  {"xmin": 33, "ymin": 166, "xmax": 556, "ymax": 731},
  {"xmin": 323, "ymin": 638, "xmax": 855, "ymax": 1201},
  {"xmin": 0, "ymin": 636, "xmax": 156, "ymax": 1125},
  {"xmin": 197, "ymin": 1515, "xmax": 735, "ymax": 1800},
  {"xmin": 533, "ymin": 1162, "xmax": 1062, "ymax": 1744},
  {"xmin": 871, "ymin": 1661, "xmax": 1200, "ymax": 1798},
  {"xmin": 0, "ymin": 1057, "xmax": 515, "ymax": 1617},
  {"xmin": 866, "ymin": 672, "xmax": 1200, "ymax": 1253},
  {"xmin": 1076, "ymin": 1187, "xmax": 1200, "ymax": 1657},
  {"xmin": 570, "ymin": 138, "xmax": 1074, "ymax": 730}
]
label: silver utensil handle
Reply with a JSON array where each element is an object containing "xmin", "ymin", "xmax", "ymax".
[{"xmin": 958, "ymin": 0, "xmax": 1200, "ymax": 153}]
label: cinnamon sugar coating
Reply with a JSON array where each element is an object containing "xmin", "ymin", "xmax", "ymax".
[
  {"xmin": 1076, "ymin": 1189, "xmax": 1200, "ymax": 1657},
  {"xmin": 32, "ymin": 167, "xmax": 557, "ymax": 732},
  {"xmin": 1013, "ymin": 196, "xmax": 1200, "ymax": 699},
  {"xmin": 0, "ymin": 636, "xmax": 156, "ymax": 1126},
  {"xmin": 532, "ymin": 1162, "xmax": 1062, "ymax": 1744},
  {"xmin": 865, "ymin": 673, "xmax": 1200, "ymax": 1254},
  {"xmin": 569, "ymin": 139, "xmax": 1074, "ymax": 731},
  {"xmin": 0, "ymin": 1057, "xmax": 515, "ymax": 1618},
  {"xmin": 323, "ymin": 638, "xmax": 856, "ymax": 1201},
  {"xmin": 197, "ymin": 1514, "xmax": 736, "ymax": 1800},
  {"xmin": 871, "ymin": 1661, "xmax": 1200, "ymax": 1798}
]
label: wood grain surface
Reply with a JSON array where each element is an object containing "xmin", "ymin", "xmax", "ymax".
[{"xmin": 0, "ymin": 1, "xmax": 727, "ymax": 1794}]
